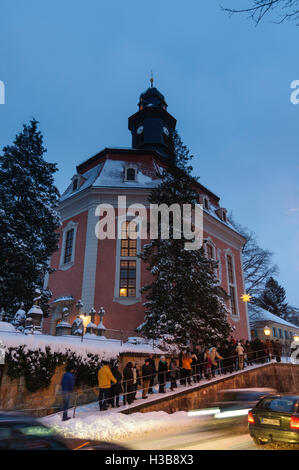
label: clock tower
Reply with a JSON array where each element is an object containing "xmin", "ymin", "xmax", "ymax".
[{"xmin": 128, "ymin": 78, "xmax": 177, "ymax": 158}]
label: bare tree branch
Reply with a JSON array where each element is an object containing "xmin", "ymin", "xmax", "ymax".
[{"xmin": 221, "ymin": 0, "xmax": 299, "ymax": 25}]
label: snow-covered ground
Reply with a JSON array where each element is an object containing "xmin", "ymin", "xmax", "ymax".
[
  {"xmin": 0, "ymin": 322, "xmax": 162, "ymax": 359},
  {"xmin": 41, "ymin": 360, "xmax": 280, "ymax": 443}
]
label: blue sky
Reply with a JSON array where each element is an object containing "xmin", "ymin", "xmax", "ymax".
[{"xmin": 1, "ymin": 1, "xmax": 299, "ymax": 305}]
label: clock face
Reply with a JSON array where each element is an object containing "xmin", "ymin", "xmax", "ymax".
[
  {"xmin": 137, "ymin": 125, "xmax": 144, "ymax": 135},
  {"xmin": 163, "ymin": 126, "xmax": 169, "ymax": 136}
]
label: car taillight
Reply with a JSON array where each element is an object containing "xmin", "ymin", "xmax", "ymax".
[
  {"xmin": 248, "ymin": 411, "xmax": 255, "ymax": 424},
  {"xmin": 290, "ymin": 416, "xmax": 299, "ymax": 429}
]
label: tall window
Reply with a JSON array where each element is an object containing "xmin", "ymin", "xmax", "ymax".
[
  {"xmin": 226, "ymin": 254, "xmax": 238, "ymax": 316},
  {"xmin": 119, "ymin": 221, "xmax": 137, "ymax": 297},
  {"xmin": 120, "ymin": 261, "xmax": 136, "ymax": 297},
  {"xmin": 206, "ymin": 244, "xmax": 214, "ymax": 259},
  {"xmin": 64, "ymin": 229, "xmax": 74, "ymax": 264}
]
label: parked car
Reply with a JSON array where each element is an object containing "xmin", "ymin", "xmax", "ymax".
[
  {"xmin": 0, "ymin": 412, "xmax": 129, "ymax": 450},
  {"xmin": 248, "ymin": 394, "xmax": 299, "ymax": 446}
]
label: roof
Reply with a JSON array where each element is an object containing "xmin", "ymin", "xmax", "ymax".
[{"xmin": 249, "ymin": 306, "xmax": 299, "ymax": 330}]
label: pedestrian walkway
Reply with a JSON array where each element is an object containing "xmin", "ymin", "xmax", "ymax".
[{"xmin": 62, "ymin": 358, "xmax": 285, "ymax": 420}]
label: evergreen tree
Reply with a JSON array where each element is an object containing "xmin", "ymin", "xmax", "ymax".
[
  {"xmin": 139, "ymin": 131, "xmax": 231, "ymax": 348},
  {"xmin": 256, "ymin": 276, "xmax": 289, "ymax": 319},
  {"xmin": 0, "ymin": 119, "xmax": 60, "ymax": 315}
]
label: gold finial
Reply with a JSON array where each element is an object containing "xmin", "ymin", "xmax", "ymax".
[{"xmin": 150, "ymin": 70, "xmax": 154, "ymax": 87}]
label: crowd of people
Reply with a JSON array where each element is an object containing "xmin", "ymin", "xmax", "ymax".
[{"xmin": 61, "ymin": 336, "xmax": 287, "ymax": 418}]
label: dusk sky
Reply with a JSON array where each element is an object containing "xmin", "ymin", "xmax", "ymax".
[{"xmin": 1, "ymin": 1, "xmax": 299, "ymax": 306}]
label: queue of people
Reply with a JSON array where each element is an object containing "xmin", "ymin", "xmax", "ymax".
[{"xmin": 61, "ymin": 336, "xmax": 286, "ymax": 417}]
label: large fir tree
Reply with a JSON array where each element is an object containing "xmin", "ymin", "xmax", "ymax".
[
  {"xmin": 256, "ymin": 276, "xmax": 289, "ymax": 319},
  {"xmin": 0, "ymin": 119, "xmax": 60, "ymax": 314},
  {"xmin": 139, "ymin": 131, "xmax": 231, "ymax": 348}
]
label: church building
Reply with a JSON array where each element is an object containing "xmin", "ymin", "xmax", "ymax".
[{"xmin": 43, "ymin": 81, "xmax": 250, "ymax": 340}]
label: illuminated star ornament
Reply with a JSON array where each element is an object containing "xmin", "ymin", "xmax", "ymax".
[{"xmin": 241, "ymin": 293, "xmax": 252, "ymax": 303}]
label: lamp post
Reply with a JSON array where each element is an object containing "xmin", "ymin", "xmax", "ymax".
[
  {"xmin": 97, "ymin": 307, "xmax": 106, "ymax": 337},
  {"xmin": 86, "ymin": 308, "xmax": 97, "ymax": 335}
]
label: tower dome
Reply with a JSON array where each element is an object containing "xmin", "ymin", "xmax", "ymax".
[{"xmin": 128, "ymin": 78, "xmax": 176, "ymax": 158}]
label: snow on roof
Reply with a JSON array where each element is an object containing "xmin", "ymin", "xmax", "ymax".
[
  {"xmin": 92, "ymin": 159, "xmax": 158, "ymax": 189},
  {"xmin": 249, "ymin": 306, "xmax": 299, "ymax": 330},
  {"xmin": 60, "ymin": 163, "xmax": 104, "ymax": 202},
  {"xmin": 0, "ymin": 328, "xmax": 163, "ymax": 359}
]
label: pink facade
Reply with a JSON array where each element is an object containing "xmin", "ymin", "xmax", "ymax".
[{"xmin": 44, "ymin": 85, "xmax": 249, "ymax": 340}]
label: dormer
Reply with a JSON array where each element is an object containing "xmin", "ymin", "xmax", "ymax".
[
  {"xmin": 215, "ymin": 207, "xmax": 228, "ymax": 223},
  {"xmin": 198, "ymin": 194, "xmax": 210, "ymax": 211},
  {"xmin": 124, "ymin": 164, "xmax": 138, "ymax": 182},
  {"xmin": 71, "ymin": 174, "xmax": 81, "ymax": 192}
]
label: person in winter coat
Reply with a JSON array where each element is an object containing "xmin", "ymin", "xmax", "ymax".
[
  {"xmin": 236, "ymin": 342, "xmax": 245, "ymax": 370},
  {"xmin": 123, "ymin": 362, "xmax": 135, "ymax": 405},
  {"xmin": 132, "ymin": 363, "xmax": 141, "ymax": 400},
  {"xmin": 244, "ymin": 340, "xmax": 253, "ymax": 366},
  {"xmin": 204, "ymin": 349, "xmax": 212, "ymax": 379},
  {"xmin": 109, "ymin": 365, "xmax": 123, "ymax": 408},
  {"xmin": 141, "ymin": 359, "xmax": 152, "ymax": 398},
  {"xmin": 169, "ymin": 358, "xmax": 179, "ymax": 390},
  {"xmin": 273, "ymin": 340, "xmax": 282, "ymax": 362},
  {"xmin": 98, "ymin": 361, "xmax": 117, "ymax": 411},
  {"xmin": 181, "ymin": 351, "xmax": 192, "ymax": 385},
  {"xmin": 209, "ymin": 347, "xmax": 224, "ymax": 377},
  {"xmin": 147, "ymin": 354, "xmax": 157, "ymax": 394},
  {"xmin": 158, "ymin": 356, "xmax": 168, "ymax": 393},
  {"xmin": 61, "ymin": 365, "xmax": 75, "ymax": 421}
]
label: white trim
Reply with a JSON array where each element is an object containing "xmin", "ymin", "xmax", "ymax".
[
  {"xmin": 81, "ymin": 204, "xmax": 99, "ymax": 313},
  {"xmin": 124, "ymin": 164, "xmax": 138, "ymax": 182},
  {"xmin": 59, "ymin": 220, "xmax": 78, "ymax": 271}
]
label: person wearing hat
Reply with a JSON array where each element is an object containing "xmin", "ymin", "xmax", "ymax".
[{"xmin": 141, "ymin": 358, "xmax": 152, "ymax": 398}]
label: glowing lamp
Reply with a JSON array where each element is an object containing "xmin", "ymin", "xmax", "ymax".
[
  {"xmin": 293, "ymin": 335, "xmax": 299, "ymax": 342},
  {"xmin": 264, "ymin": 326, "xmax": 271, "ymax": 336}
]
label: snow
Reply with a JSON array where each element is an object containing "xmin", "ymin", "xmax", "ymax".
[
  {"xmin": 41, "ymin": 408, "xmax": 195, "ymax": 443},
  {"xmin": 0, "ymin": 321, "xmax": 16, "ymax": 332},
  {"xmin": 0, "ymin": 328, "xmax": 163, "ymax": 359},
  {"xmin": 250, "ymin": 306, "xmax": 299, "ymax": 330},
  {"xmin": 92, "ymin": 159, "xmax": 158, "ymax": 189}
]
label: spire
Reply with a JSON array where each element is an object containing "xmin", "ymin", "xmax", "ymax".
[{"xmin": 150, "ymin": 70, "xmax": 154, "ymax": 88}]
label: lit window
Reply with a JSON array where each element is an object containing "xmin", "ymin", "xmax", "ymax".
[
  {"xmin": 119, "ymin": 261, "xmax": 136, "ymax": 297},
  {"xmin": 121, "ymin": 221, "xmax": 137, "ymax": 257},
  {"xmin": 64, "ymin": 229, "xmax": 74, "ymax": 264}
]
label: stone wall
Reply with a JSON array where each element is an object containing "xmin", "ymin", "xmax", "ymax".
[
  {"xmin": 122, "ymin": 363, "xmax": 299, "ymax": 415},
  {"xmin": 0, "ymin": 351, "xmax": 169, "ymax": 416}
]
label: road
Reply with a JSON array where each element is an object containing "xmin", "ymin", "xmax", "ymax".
[{"xmin": 124, "ymin": 428, "xmax": 257, "ymax": 450}]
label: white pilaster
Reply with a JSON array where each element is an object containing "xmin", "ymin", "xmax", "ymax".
[{"xmin": 81, "ymin": 204, "xmax": 99, "ymax": 313}]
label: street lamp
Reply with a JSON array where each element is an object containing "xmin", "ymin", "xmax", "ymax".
[
  {"xmin": 293, "ymin": 334, "xmax": 299, "ymax": 342},
  {"xmin": 97, "ymin": 307, "xmax": 106, "ymax": 337},
  {"xmin": 264, "ymin": 325, "xmax": 271, "ymax": 336}
]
